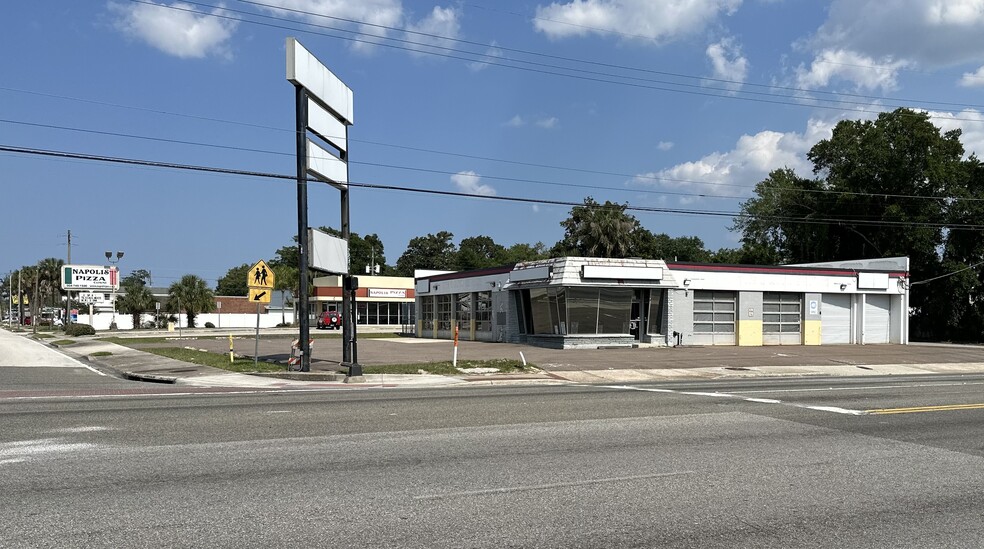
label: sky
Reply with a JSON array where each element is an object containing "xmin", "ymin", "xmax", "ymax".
[{"xmin": 4, "ymin": 0, "xmax": 984, "ymax": 289}]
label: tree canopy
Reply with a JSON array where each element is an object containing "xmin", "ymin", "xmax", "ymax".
[{"xmin": 167, "ymin": 274, "xmax": 215, "ymax": 329}]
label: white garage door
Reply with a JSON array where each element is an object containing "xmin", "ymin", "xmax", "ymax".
[
  {"xmin": 821, "ymin": 294, "xmax": 852, "ymax": 345},
  {"xmin": 864, "ymin": 295, "xmax": 892, "ymax": 344}
]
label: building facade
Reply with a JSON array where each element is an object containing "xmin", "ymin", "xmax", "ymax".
[
  {"xmin": 414, "ymin": 257, "xmax": 909, "ymax": 349},
  {"xmin": 312, "ymin": 275, "xmax": 416, "ymax": 328}
]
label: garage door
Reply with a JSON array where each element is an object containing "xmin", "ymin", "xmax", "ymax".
[
  {"xmin": 692, "ymin": 290, "xmax": 736, "ymax": 345},
  {"xmin": 864, "ymin": 295, "xmax": 892, "ymax": 344},
  {"xmin": 821, "ymin": 294, "xmax": 852, "ymax": 344},
  {"xmin": 763, "ymin": 292, "xmax": 802, "ymax": 345}
]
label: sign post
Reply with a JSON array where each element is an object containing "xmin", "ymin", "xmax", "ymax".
[{"xmin": 247, "ymin": 260, "xmax": 275, "ymax": 369}]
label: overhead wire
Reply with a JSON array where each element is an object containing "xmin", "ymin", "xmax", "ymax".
[{"xmin": 5, "ymin": 144, "xmax": 984, "ymax": 232}]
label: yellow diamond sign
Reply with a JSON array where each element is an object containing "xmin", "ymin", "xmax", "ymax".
[{"xmin": 247, "ymin": 260, "xmax": 275, "ymax": 290}]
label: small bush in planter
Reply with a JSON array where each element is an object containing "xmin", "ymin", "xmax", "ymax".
[{"xmin": 65, "ymin": 323, "xmax": 96, "ymax": 337}]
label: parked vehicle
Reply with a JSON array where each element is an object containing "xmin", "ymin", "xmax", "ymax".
[{"xmin": 317, "ymin": 310, "xmax": 342, "ymax": 330}]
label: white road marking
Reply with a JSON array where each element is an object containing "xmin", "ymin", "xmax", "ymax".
[
  {"xmin": 594, "ymin": 384, "xmax": 867, "ymax": 415},
  {"xmin": 50, "ymin": 426, "xmax": 111, "ymax": 433},
  {"xmin": 0, "ymin": 458, "xmax": 27, "ymax": 466},
  {"xmin": 0, "ymin": 439, "xmax": 97, "ymax": 458},
  {"xmin": 415, "ymin": 471, "xmax": 695, "ymax": 500},
  {"xmin": 730, "ymin": 381, "xmax": 984, "ymax": 395}
]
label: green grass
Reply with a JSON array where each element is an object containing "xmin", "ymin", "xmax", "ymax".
[
  {"xmin": 363, "ymin": 358, "xmax": 533, "ymax": 376},
  {"xmin": 98, "ymin": 336, "xmax": 193, "ymax": 344},
  {"xmin": 50, "ymin": 339, "xmax": 77, "ymax": 346},
  {"xmin": 141, "ymin": 347, "xmax": 286, "ymax": 373},
  {"xmin": 33, "ymin": 333, "xmax": 55, "ymax": 339},
  {"xmin": 90, "ymin": 351, "xmax": 113, "ymax": 357}
]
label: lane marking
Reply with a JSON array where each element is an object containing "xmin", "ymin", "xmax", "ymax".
[
  {"xmin": 730, "ymin": 381, "xmax": 984, "ymax": 395},
  {"xmin": 415, "ymin": 471, "xmax": 695, "ymax": 500},
  {"xmin": 595, "ymin": 384, "xmax": 866, "ymax": 415},
  {"xmin": 867, "ymin": 403, "xmax": 984, "ymax": 415}
]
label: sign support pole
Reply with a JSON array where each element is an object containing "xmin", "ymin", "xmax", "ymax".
[
  {"xmin": 295, "ymin": 85, "xmax": 312, "ymax": 372},
  {"xmin": 254, "ymin": 302, "xmax": 261, "ymax": 370}
]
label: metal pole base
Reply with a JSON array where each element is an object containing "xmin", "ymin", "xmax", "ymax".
[{"xmin": 342, "ymin": 361, "xmax": 364, "ymax": 383}]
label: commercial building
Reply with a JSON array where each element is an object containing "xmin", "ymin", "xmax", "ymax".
[
  {"xmin": 312, "ymin": 275, "xmax": 416, "ymax": 328},
  {"xmin": 413, "ymin": 257, "xmax": 909, "ymax": 349}
]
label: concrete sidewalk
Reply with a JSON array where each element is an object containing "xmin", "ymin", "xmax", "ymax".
[{"xmin": 24, "ymin": 328, "xmax": 984, "ymax": 389}]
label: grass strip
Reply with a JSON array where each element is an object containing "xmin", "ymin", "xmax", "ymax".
[
  {"xmin": 141, "ymin": 347, "xmax": 286, "ymax": 373},
  {"xmin": 90, "ymin": 351, "xmax": 113, "ymax": 357},
  {"xmin": 50, "ymin": 339, "xmax": 77, "ymax": 346},
  {"xmin": 363, "ymin": 358, "xmax": 532, "ymax": 376}
]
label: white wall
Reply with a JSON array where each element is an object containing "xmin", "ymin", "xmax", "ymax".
[{"xmin": 71, "ymin": 311, "xmax": 295, "ymax": 331}]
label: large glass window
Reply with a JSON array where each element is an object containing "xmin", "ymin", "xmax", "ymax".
[
  {"xmin": 598, "ymin": 287, "xmax": 633, "ymax": 334},
  {"xmin": 476, "ymin": 291, "xmax": 492, "ymax": 332},
  {"xmin": 455, "ymin": 293, "xmax": 471, "ymax": 330},
  {"xmin": 648, "ymin": 289, "xmax": 666, "ymax": 334},
  {"xmin": 763, "ymin": 292, "xmax": 802, "ymax": 333},
  {"xmin": 421, "ymin": 296, "xmax": 434, "ymax": 330},
  {"xmin": 436, "ymin": 295, "xmax": 452, "ymax": 330},
  {"xmin": 693, "ymin": 290, "xmax": 735, "ymax": 333},
  {"xmin": 528, "ymin": 287, "xmax": 633, "ymax": 335}
]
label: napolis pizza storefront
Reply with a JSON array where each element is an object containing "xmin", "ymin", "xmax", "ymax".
[{"xmin": 311, "ymin": 275, "xmax": 415, "ymax": 328}]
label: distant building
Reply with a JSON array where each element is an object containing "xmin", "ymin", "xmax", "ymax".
[{"xmin": 312, "ymin": 275, "xmax": 415, "ymax": 328}]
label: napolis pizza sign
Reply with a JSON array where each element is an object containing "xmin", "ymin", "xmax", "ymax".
[{"xmin": 61, "ymin": 265, "xmax": 119, "ymax": 291}]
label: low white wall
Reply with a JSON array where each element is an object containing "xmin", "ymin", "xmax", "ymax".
[{"xmin": 72, "ymin": 311, "xmax": 296, "ymax": 331}]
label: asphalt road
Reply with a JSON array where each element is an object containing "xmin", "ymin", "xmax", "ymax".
[{"xmin": 3, "ymin": 346, "xmax": 984, "ymax": 549}]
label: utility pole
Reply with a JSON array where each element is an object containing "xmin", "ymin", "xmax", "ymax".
[{"xmin": 65, "ymin": 229, "xmax": 73, "ymax": 325}]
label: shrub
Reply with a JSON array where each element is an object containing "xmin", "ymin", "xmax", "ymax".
[
  {"xmin": 65, "ymin": 323, "xmax": 96, "ymax": 337},
  {"xmin": 204, "ymin": 322, "xmax": 215, "ymax": 328},
  {"xmin": 276, "ymin": 322, "xmax": 292, "ymax": 328}
]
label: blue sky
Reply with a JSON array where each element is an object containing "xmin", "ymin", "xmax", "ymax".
[{"xmin": 4, "ymin": 0, "xmax": 984, "ymax": 288}]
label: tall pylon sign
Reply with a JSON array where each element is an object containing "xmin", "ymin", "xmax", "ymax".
[{"xmin": 286, "ymin": 38, "xmax": 361, "ymax": 377}]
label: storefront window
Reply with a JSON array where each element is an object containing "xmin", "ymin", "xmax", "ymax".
[
  {"xmin": 648, "ymin": 289, "xmax": 665, "ymax": 334},
  {"xmin": 529, "ymin": 289, "xmax": 554, "ymax": 334},
  {"xmin": 566, "ymin": 288, "xmax": 598, "ymax": 334},
  {"xmin": 528, "ymin": 287, "xmax": 632, "ymax": 335},
  {"xmin": 421, "ymin": 296, "xmax": 434, "ymax": 330},
  {"xmin": 455, "ymin": 293, "xmax": 471, "ymax": 330},
  {"xmin": 598, "ymin": 287, "xmax": 633, "ymax": 334},
  {"xmin": 437, "ymin": 295, "xmax": 452, "ymax": 330},
  {"xmin": 476, "ymin": 291, "xmax": 492, "ymax": 331}
]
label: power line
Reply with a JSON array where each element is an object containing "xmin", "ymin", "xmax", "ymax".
[
  {"xmin": 129, "ymin": 0, "xmax": 984, "ymax": 120},
  {"xmin": 7, "ymin": 117, "xmax": 982, "ymax": 207},
  {"xmin": 5, "ymin": 143, "xmax": 984, "ymax": 232}
]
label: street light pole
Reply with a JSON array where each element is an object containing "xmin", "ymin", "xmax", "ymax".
[{"xmin": 105, "ymin": 250, "xmax": 124, "ymax": 330}]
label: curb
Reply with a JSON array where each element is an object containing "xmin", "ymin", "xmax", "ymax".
[{"xmin": 121, "ymin": 371, "xmax": 178, "ymax": 384}]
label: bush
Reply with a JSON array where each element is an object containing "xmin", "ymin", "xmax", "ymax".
[
  {"xmin": 276, "ymin": 322, "xmax": 292, "ymax": 328},
  {"xmin": 65, "ymin": 323, "xmax": 96, "ymax": 337},
  {"xmin": 204, "ymin": 322, "xmax": 215, "ymax": 328}
]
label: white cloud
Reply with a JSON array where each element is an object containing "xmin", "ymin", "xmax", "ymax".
[
  {"xmin": 255, "ymin": 1, "xmax": 459, "ymax": 55},
  {"xmin": 795, "ymin": 49, "xmax": 910, "ymax": 92},
  {"xmin": 928, "ymin": 109, "xmax": 984, "ymax": 158},
  {"xmin": 533, "ymin": 0, "xmax": 741, "ymax": 43},
  {"xmin": 536, "ymin": 117, "xmax": 559, "ymax": 129},
  {"xmin": 469, "ymin": 41, "xmax": 503, "ymax": 71},
  {"xmin": 805, "ymin": 0, "xmax": 984, "ymax": 69},
  {"xmin": 634, "ymin": 118, "xmax": 835, "ymax": 201},
  {"xmin": 706, "ymin": 37, "xmax": 748, "ymax": 86},
  {"xmin": 657, "ymin": 141, "xmax": 674, "ymax": 151},
  {"xmin": 504, "ymin": 115, "xmax": 526, "ymax": 127},
  {"xmin": 451, "ymin": 171, "xmax": 497, "ymax": 196},
  {"xmin": 960, "ymin": 65, "xmax": 984, "ymax": 87},
  {"xmin": 403, "ymin": 6, "xmax": 461, "ymax": 56},
  {"xmin": 111, "ymin": 1, "xmax": 238, "ymax": 59}
]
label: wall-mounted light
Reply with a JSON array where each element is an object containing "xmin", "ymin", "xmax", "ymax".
[
  {"xmin": 682, "ymin": 279, "xmax": 691, "ymax": 287},
  {"xmin": 839, "ymin": 284, "xmax": 847, "ymax": 291}
]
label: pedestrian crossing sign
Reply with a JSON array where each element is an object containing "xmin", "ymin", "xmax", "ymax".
[{"xmin": 248, "ymin": 260, "xmax": 275, "ymax": 290}]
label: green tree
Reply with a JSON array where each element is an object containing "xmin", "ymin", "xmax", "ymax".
[
  {"xmin": 216, "ymin": 263, "xmax": 251, "ymax": 296},
  {"xmin": 734, "ymin": 108, "xmax": 968, "ymax": 339},
  {"xmin": 552, "ymin": 197, "xmax": 641, "ymax": 258},
  {"xmin": 456, "ymin": 235, "xmax": 507, "ymax": 270},
  {"xmin": 500, "ymin": 242, "xmax": 549, "ymax": 264},
  {"xmin": 395, "ymin": 231, "xmax": 457, "ymax": 275},
  {"xmin": 167, "ymin": 274, "xmax": 215, "ymax": 329},
  {"xmin": 272, "ymin": 264, "xmax": 298, "ymax": 325},
  {"xmin": 633, "ymin": 233, "xmax": 712, "ymax": 262},
  {"xmin": 117, "ymin": 270, "xmax": 155, "ymax": 329}
]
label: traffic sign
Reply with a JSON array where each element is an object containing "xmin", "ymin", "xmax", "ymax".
[
  {"xmin": 249, "ymin": 287, "xmax": 272, "ymax": 303},
  {"xmin": 247, "ymin": 260, "xmax": 275, "ymax": 290}
]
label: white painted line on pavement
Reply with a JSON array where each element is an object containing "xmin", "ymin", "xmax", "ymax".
[
  {"xmin": 415, "ymin": 470, "xmax": 695, "ymax": 500},
  {"xmin": 730, "ymin": 381, "xmax": 984, "ymax": 395},
  {"xmin": 797, "ymin": 405, "xmax": 867, "ymax": 416}
]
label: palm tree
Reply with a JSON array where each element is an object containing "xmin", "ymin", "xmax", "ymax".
[
  {"xmin": 273, "ymin": 264, "xmax": 298, "ymax": 326},
  {"xmin": 117, "ymin": 273, "xmax": 156, "ymax": 329},
  {"xmin": 167, "ymin": 274, "xmax": 215, "ymax": 328},
  {"xmin": 35, "ymin": 257, "xmax": 63, "ymax": 312}
]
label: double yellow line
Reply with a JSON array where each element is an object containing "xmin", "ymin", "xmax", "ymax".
[{"xmin": 867, "ymin": 403, "xmax": 984, "ymax": 415}]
